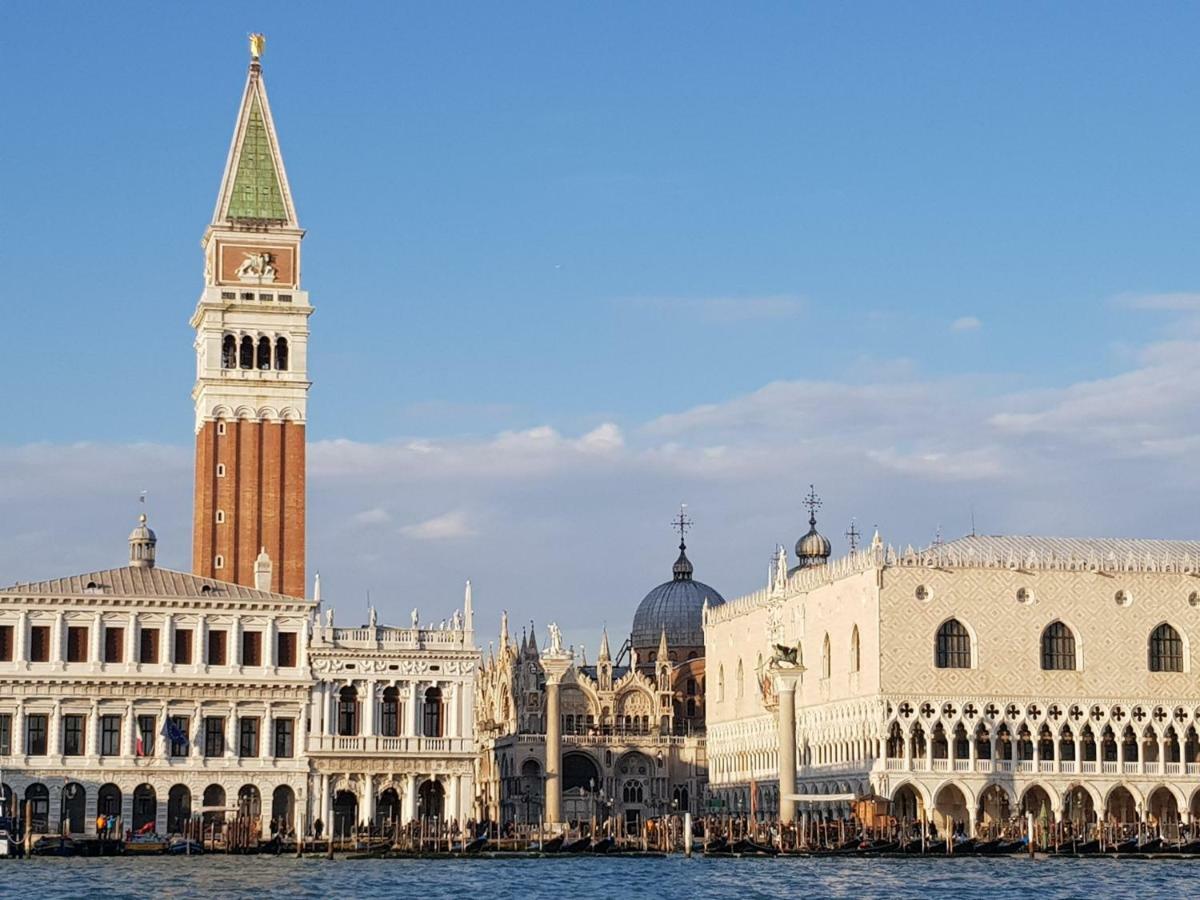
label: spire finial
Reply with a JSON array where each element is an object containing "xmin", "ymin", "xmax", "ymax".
[
  {"xmin": 671, "ymin": 504, "xmax": 695, "ymax": 582},
  {"xmin": 249, "ymin": 33, "xmax": 266, "ymax": 63},
  {"xmin": 845, "ymin": 518, "xmax": 861, "ymax": 552},
  {"xmin": 804, "ymin": 484, "xmax": 822, "ymax": 527},
  {"xmin": 672, "ymin": 503, "xmax": 693, "ymax": 550}
]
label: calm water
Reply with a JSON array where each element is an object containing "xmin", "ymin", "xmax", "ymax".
[{"xmin": 2, "ymin": 855, "xmax": 1198, "ymax": 898}]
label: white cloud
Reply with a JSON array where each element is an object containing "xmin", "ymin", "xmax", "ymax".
[
  {"xmin": 7, "ymin": 322, "xmax": 1200, "ymax": 650},
  {"xmin": 1114, "ymin": 292, "xmax": 1200, "ymax": 311},
  {"xmin": 950, "ymin": 316, "xmax": 982, "ymax": 332},
  {"xmin": 352, "ymin": 507, "xmax": 391, "ymax": 525},
  {"xmin": 400, "ymin": 510, "xmax": 477, "ymax": 541}
]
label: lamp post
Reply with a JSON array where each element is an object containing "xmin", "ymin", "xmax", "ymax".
[{"xmin": 589, "ymin": 778, "xmax": 596, "ymax": 837}]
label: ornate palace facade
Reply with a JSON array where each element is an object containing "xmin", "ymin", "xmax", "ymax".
[{"xmin": 706, "ymin": 507, "xmax": 1200, "ymax": 834}]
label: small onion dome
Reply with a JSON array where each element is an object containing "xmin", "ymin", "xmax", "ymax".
[
  {"xmin": 793, "ymin": 513, "xmax": 831, "ymax": 570},
  {"xmin": 128, "ymin": 513, "xmax": 157, "ymax": 568}
]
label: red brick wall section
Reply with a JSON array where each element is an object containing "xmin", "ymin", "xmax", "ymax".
[
  {"xmin": 281, "ymin": 422, "xmax": 306, "ymax": 597},
  {"xmin": 192, "ymin": 417, "xmax": 306, "ymax": 598},
  {"xmin": 235, "ymin": 420, "xmax": 261, "ymax": 586}
]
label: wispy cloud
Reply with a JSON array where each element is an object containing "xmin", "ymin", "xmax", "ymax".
[
  {"xmin": 400, "ymin": 510, "xmax": 477, "ymax": 541},
  {"xmin": 950, "ymin": 316, "xmax": 982, "ymax": 332},
  {"xmin": 618, "ymin": 294, "xmax": 806, "ymax": 323},
  {"xmin": 1113, "ymin": 291, "xmax": 1200, "ymax": 311}
]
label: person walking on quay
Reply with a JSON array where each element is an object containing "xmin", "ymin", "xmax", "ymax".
[
  {"xmin": 96, "ymin": 813, "xmax": 106, "ymax": 839},
  {"xmin": 313, "ymin": 817, "xmax": 324, "ymax": 840}
]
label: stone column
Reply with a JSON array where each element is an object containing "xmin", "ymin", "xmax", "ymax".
[
  {"xmin": 90, "ymin": 613, "xmax": 102, "ymax": 670},
  {"xmin": 53, "ymin": 611, "xmax": 65, "ymax": 671},
  {"xmin": 362, "ymin": 776, "xmax": 375, "ymax": 829},
  {"xmin": 226, "ymin": 706, "xmax": 238, "ymax": 758},
  {"xmin": 405, "ymin": 775, "xmax": 418, "ymax": 823},
  {"xmin": 87, "ymin": 701, "xmax": 100, "ymax": 758},
  {"xmin": 541, "ymin": 652, "xmax": 572, "ymax": 828},
  {"xmin": 363, "ymin": 681, "xmax": 376, "ymax": 737},
  {"xmin": 163, "ymin": 614, "xmax": 175, "ymax": 668},
  {"xmin": 126, "ymin": 612, "xmax": 138, "ymax": 668},
  {"xmin": 15, "ymin": 611, "xmax": 28, "ymax": 669},
  {"xmin": 774, "ymin": 670, "xmax": 802, "ymax": 823},
  {"xmin": 265, "ymin": 617, "xmax": 277, "ymax": 670}
]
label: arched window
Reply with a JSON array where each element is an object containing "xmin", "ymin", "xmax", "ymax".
[
  {"xmin": 381, "ymin": 686, "xmax": 400, "ymax": 736},
  {"xmin": 935, "ymin": 619, "xmax": 971, "ymax": 669},
  {"xmin": 337, "ymin": 685, "xmax": 359, "ymax": 736},
  {"xmin": 850, "ymin": 626, "xmax": 861, "ymax": 673},
  {"xmin": 1041, "ymin": 621, "xmax": 1077, "ymax": 671},
  {"xmin": 622, "ymin": 780, "xmax": 644, "ymax": 804},
  {"xmin": 718, "ymin": 665, "xmax": 725, "ymax": 702},
  {"xmin": 1149, "ymin": 623, "xmax": 1184, "ymax": 673},
  {"xmin": 257, "ymin": 336, "xmax": 271, "ymax": 370},
  {"xmin": 821, "ymin": 633, "xmax": 831, "ymax": 679},
  {"xmin": 239, "ymin": 336, "xmax": 253, "ymax": 369},
  {"xmin": 423, "ymin": 686, "xmax": 443, "ymax": 737},
  {"xmin": 736, "ymin": 659, "xmax": 744, "ymax": 698},
  {"xmin": 222, "ymin": 335, "xmax": 237, "ymax": 369},
  {"xmin": 275, "ymin": 337, "xmax": 289, "ymax": 371}
]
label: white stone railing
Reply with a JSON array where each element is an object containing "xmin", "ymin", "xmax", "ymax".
[
  {"xmin": 319, "ymin": 626, "xmax": 469, "ymax": 649},
  {"xmin": 306, "ymin": 735, "xmax": 473, "ymax": 755}
]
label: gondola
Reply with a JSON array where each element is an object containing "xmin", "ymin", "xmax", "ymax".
[
  {"xmin": 949, "ymin": 839, "xmax": 977, "ymax": 854},
  {"xmin": 167, "ymin": 837, "xmax": 204, "ymax": 855},
  {"xmin": 31, "ymin": 836, "xmax": 76, "ymax": 857},
  {"xmin": 1113, "ymin": 837, "xmax": 1139, "ymax": 854},
  {"xmin": 703, "ymin": 836, "xmax": 729, "ymax": 854},
  {"xmin": 462, "ymin": 836, "xmax": 489, "ymax": 853},
  {"xmin": 1071, "ymin": 839, "xmax": 1101, "ymax": 854},
  {"xmin": 1177, "ymin": 839, "xmax": 1200, "ymax": 855},
  {"xmin": 589, "ymin": 836, "xmax": 615, "ymax": 854},
  {"xmin": 1137, "ymin": 837, "xmax": 1165, "ymax": 854},
  {"xmin": 730, "ymin": 838, "xmax": 778, "ymax": 856},
  {"xmin": 563, "ymin": 836, "xmax": 591, "ymax": 853},
  {"xmin": 539, "ymin": 835, "xmax": 564, "ymax": 853},
  {"xmin": 858, "ymin": 839, "xmax": 899, "ymax": 855}
]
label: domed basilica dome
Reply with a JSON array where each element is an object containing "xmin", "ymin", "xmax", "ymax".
[{"xmin": 631, "ymin": 516, "xmax": 725, "ymax": 653}]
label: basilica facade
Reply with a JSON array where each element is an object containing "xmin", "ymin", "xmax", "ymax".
[
  {"xmin": 706, "ymin": 498, "xmax": 1200, "ymax": 834},
  {"xmin": 475, "ymin": 523, "xmax": 721, "ymax": 833}
]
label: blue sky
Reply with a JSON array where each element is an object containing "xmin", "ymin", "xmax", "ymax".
[{"xmin": 4, "ymin": 4, "xmax": 1200, "ymax": 649}]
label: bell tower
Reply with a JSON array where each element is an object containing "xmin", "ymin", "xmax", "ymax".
[{"xmin": 191, "ymin": 35, "xmax": 312, "ymax": 597}]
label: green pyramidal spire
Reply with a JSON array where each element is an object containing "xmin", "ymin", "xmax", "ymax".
[
  {"xmin": 211, "ymin": 53, "xmax": 297, "ymax": 229},
  {"xmin": 227, "ymin": 94, "xmax": 287, "ymax": 222}
]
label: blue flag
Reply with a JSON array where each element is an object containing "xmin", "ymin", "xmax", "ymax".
[{"xmin": 160, "ymin": 716, "xmax": 188, "ymax": 748}]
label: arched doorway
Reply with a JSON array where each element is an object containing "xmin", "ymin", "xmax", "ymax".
[
  {"xmin": 933, "ymin": 783, "xmax": 968, "ymax": 835},
  {"xmin": 271, "ymin": 786, "xmax": 295, "ymax": 832},
  {"xmin": 0, "ymin": 783, "xmax": 14, "ymax": 817},
  {"xmin": 1020, "ymin": 785, "xmax": 1053, "ymax": 820},
  {"xmin": 1105, "ymin": 786, "xmax": 1137, "ymax": 824},
  {"xmin": 563, "ymin": 752, "xmax": 601, "ymax": 824},
  {"xmin": 62, "ymin": 782, "xmax": 86, "ymax": 834},
  {"xmin": 977, "ymin": 784, "xmax": 1010, "ymax": 832},
  {"xmin": 519, "ymin": 760, "xmax": 543, "ymax": 824},
  {"xmin": 238, "ymin": 784, "xmax": 261, "ymax": 821},
  {"xmin": 132, "ymin": 784, "xmax": 157, "ymax": 832},
  {"xmin": 25, "ymin": 784, "xmax": 48, "ymax": 832},
  {"xmin": 1063, "ymin": 785, "xmax": 1096, "ymax": 829},
  {"xmin": 1147, "ymin": 787, "xmax": 1180, "ymax": 839},
  {"xmin": 97, "ymin": 783, "xmax": 122, "ymax": 821},
  {"xmin": 332, "ymin": 790, "xmax": 358, "ymax": 838},
  {"xmin": 892, "ymin": 784, "xmax": 924, "ymax": 822},
  {"xmin": 168, "ymin": 784, "xmax": 192, "ymax": 834},
  {"xmin": 418, "ymin": 780, "xmax": 445, "ymax": 823},
  {"xmin": 202, "ymin": 784, "xmax": 226, "ymax": 827},
  {"xmin": 376, "ymin": 788, "xmax": 400, "ymax": 829}
]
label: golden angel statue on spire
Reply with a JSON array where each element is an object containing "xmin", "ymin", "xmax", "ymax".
[{"xmin": 249, "ymin": 33, "xmax": 266, "ymax": 61}]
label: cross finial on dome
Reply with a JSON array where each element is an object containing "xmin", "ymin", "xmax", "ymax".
[
  {"xmin": 672, "ymin": 503, "xmax": 693, "ymax": 549},
  {"xmin": 804, "ymin": 484, "xmax": 822, "ymax": 527},
  {"xmin": 845, "ymin": 518, "xmax": 861, "ymax": 552}
]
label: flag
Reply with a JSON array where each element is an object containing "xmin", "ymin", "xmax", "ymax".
[
  {"xmin": 135, "ymin": 736, "xmax": 144, "ymax": 756},
  {"xmin": 161, "ymin": 716, "xmax": 188, "ymax": 749}
]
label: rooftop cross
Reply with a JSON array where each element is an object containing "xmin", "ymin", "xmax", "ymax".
[
  {"xmin": 845, "ymin": 518, "xmax": 861, "ymax": 552},
  {"xmin": 672, "ymin": 503, "xmax": 693, "ymax": 548},
  {"xmin": 803, "ymin": 484, "xmax": 822, "ymax": 526}
]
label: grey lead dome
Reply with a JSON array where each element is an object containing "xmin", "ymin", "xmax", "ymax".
[{"xmin": 631, "ymin": 542, "xmax": 725, "ymax": 650}]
